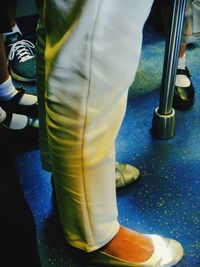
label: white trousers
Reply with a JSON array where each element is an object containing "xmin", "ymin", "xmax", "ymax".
[{"xmin": 37, "ymin": 0, "xmax": 153, "ymax": 252}]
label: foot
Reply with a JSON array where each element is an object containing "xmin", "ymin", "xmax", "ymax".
[
  {"xmin": 1, "ymin": 109, "xmax": 28, "ymax": 130},
  {"xmin": 115, "ymin": 162, "xmax": 140, "ymax": 188},
  {"xmin": 173, "ymin": 67, "xmax": 195, "ymax": 110},
  {"xmin": 5, "ymin": 32, "xmax": 36, "ymax": 82},
  {"xmin": 102, "ymin": 226, "xmax": 154, "ymax": 262},
  {"xmin": 0, "ymin": 87, "xmax": 38, "ymax": 118},
  {"xmin": 90, "ymin": 226, "xmax": 184, "ymax": 266}
]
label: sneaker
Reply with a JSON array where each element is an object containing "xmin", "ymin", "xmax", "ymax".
[{"xmin": 5, "ymin": 32, "xmax": 36, "ymax": 82}]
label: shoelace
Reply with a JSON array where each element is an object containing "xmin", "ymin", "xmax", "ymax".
[{"xmin": 8, "ymin": 40, "xmax": 35, "ymax": 63}]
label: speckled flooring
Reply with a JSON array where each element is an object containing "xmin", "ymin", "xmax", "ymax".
[{"xmin": 14, "ymin": 13, "xmax": 200, "ymax": 267}]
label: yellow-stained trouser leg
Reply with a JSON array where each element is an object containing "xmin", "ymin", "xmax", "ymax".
[{"xmin": 37, "ymin": 0, "xmax": 153, "ymax": 252}]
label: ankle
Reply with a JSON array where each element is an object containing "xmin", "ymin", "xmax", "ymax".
[
  {"xmin": 0, "ymin": 78, "xmax": 37, "ymax": 105},
  {"xmin": 178, "ymin": 54, "xmax": 186, "ymax": 70},
  {"xmin": 101, "ymin": 226, "xmax": 154, "ymax": 262}
]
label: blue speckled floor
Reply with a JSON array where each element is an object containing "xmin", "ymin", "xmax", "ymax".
[{"xmin": 15, "ymin": 14, "xmax": 200, "ymax": 267}]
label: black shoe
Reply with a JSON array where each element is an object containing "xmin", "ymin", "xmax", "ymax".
[
  {"xmin": 173, "ymin": 67, "xmax": 195, "ymax": 110},
  {"xmin": 0, "ymin": 87, "xmax": 38, "ymax": 119},
  {"xmin": 5, "ymin": 32, "xmax": 36, "ymax": 82}
]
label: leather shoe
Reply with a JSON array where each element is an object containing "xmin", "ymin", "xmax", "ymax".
[
  {"xmin": 173, "ymin": 67, "xmax": 195, "ymax": 110},
  {"xmin": 89, "ymin": 235, "xmax": 184, "ymax": 266},
  {"xmin": 115, "ymin": 162, "xmax": 140, "ymax": 188}
]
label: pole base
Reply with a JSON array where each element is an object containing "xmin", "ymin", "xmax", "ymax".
[{"xmin": 151, "ymin": 107, "xmax": 175, "ymax": 140}]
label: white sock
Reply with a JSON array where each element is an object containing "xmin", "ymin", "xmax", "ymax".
[
  {"xmin": 175, "ymin": 54, "xmax": 191, "ymax": 87},
  {"xmin": 9, "ymin": 113, "xmax": 28, "ymax": 129},
  {"xmin": 177, "ymin": 54, "xmax": 186, "ymax": 70},
  {"xmin": 0, "ymin": 76, "xmax": 16, "ymax": 99},
  {"xmin": 0, "ymin": 76, "xmax": 37, "ymax": 105},
  {"xmin": 0, "ymin": 106, "xmax": 28, "ymax": 129}
]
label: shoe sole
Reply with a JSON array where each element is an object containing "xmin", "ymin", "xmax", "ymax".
[
  {"xmin": 173, "ymin": 100, "xmax": 194, "ymax": 110},
  {"xmin": 10, "ymin": 68, "xmax": 36, "ymax": 82}
]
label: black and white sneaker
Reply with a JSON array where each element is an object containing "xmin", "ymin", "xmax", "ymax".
[{"xmin": 5, "ymin": 32, "xmax": 36, "ymax": 82}]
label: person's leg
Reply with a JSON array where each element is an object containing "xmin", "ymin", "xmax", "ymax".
[
  {"xmin": 176, "ymin": 44, "xmax": 191, "ymax": 89},
  {"xmin": 0, "ymin": 32, "xmax": 9, "ymax": 82},
  {"xmin": 0, "ymin": 33, "xmax": 38, "ymax": 129},
  {"xmin": 173, "ymin": 42, "xmax": 195, "ymax": 109},
  {"xmin": 38, "ymin": 0, "xmax": 183, "ymax": 265},
  {"xmin": 3, "ymin": 1, "xmax": 36, "ymax": 82},
  {"xmin": 179, "ymin": 43, "xmax": 187, "ymax": 58},
  {"xmin": 0, "ymin": 32, "xmax": 37, "ymax": 105},
  {"xmin": 36, "ymin": 0, "xmax": 140, "ymax": 184},
  {"xmin": 0, "ymin": 6, "xmax": 38, "ymax": 120},
  {"xmin": 5, "ymin": 1, "xmax": 17, "ymax": 28},
  {"xmin": 0, "ymin": 33, "xmax": 29, "ymax": 129},
  {"xmin": 0, "ymin": 11, "xmax": 28, "ymax": 129},
  {"xmin": 160, "ymin": 0, "xmax": 195, "ymax": 109},
  {"xmin": 42, "ymin": 0, "xmax": 153, "ymax": 251},
  {"xmin": 173, "ymin": 0, "xmax": 195, "ymax": 109}
]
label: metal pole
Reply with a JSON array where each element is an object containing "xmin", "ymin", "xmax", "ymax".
[{"xmin": 151, "ymin": 0, "xmax": 187, "ymax": 140}]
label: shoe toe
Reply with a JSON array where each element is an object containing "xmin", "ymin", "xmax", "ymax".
[
  {"xmin": 115, "ymin": 163, "xmax": 140, "ymax": 188},
  {"xmin": 173, "ymin": 83, "xmax": 195, "ymax": 110},
  {"xmin": 160, "ymin": 238, "xmax": 184, "ymax": 267},
  {"xmin": 149, "ymin": 235, "xmax": 184, "ymax": 267}
]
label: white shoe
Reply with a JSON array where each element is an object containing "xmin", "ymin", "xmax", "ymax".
[
  {"xmin": 89, "ymin": 235, "xmax": 184, "ymax": 267},
  {"xmin": 115, "ymin": 162, "xmax": 140, "ymax": 188}
]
